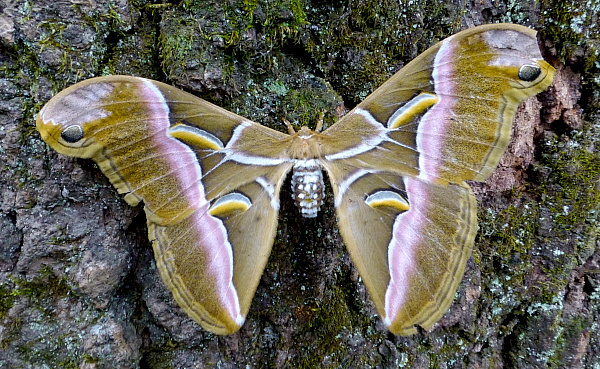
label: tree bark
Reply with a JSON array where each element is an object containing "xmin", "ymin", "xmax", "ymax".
[{"xmin": 0, "ymin": 0, "xmax": 598, "ymax": 368}]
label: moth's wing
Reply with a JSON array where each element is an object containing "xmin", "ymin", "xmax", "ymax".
[
  {"xmin": 319, "ymin": 23, "xmax": 555, "ymax": 183},
  {"xmin": 323, "ymin": 165, "xmax": 476, "ymax": 335},
  {"xmin": 36, "ymin": 75, "xmax": 293, "ymax": 334},
  {"xmin": 318, "ymin": 24, "xmax": 555, "ymax": 335}
]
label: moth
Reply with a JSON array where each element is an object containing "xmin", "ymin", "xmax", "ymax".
[{"xmin": 36, "ymin": 24, "xmax": 555, "ymax": 335}]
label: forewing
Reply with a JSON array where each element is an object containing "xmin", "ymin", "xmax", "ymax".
[{"xmin": 320, "ymin": 24, "xmax": 555, "ymax": 183}]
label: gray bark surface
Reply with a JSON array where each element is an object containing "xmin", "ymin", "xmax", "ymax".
[{"xmin": 0, "ymin": 0, "xmax": 598, "ymax": 368}]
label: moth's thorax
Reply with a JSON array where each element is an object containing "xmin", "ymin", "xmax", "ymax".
[
  {"xmin": 288, "ymin": 126, "xmax": 322, "ymax": 160},
  {"xmin": 291, "ymin": 159, "xmax": 324, "ymax": 218}
]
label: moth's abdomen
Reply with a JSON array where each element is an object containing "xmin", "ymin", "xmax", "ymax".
[{"xmin": 291, "ymin": 159, "xmax": 324, "ymax": 218}]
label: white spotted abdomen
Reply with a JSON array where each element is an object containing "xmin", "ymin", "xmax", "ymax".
[{"xmin": 291, "ymin": 159, "xmax": 324, "ymax": 218}]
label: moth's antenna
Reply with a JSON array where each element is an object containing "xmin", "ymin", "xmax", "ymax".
[
  {"xmin": 283, "ymin": 118, "xmax": 296, "ymax": 134},
  {"xmin": 315, "ymin": 112, "xmax": 324, "ymax": 132}
]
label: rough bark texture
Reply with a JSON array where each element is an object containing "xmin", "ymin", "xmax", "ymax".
[{"xmin": 0, "ymin": 0, "xmax": 598, "ymax": 368}]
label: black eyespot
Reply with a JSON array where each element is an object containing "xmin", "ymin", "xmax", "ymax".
[
  {"xmin": 61, "ymin": 125, "xmax": 84, "ymax": 143},
  {"xmin": 518, "ymin": 64, "xmax": 542, "ymax": 82}
]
